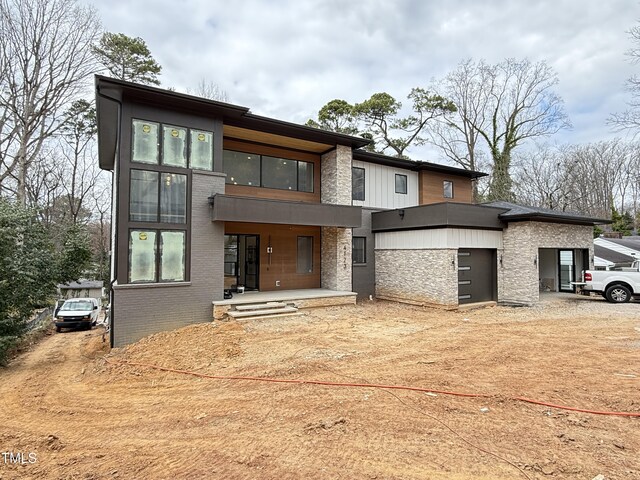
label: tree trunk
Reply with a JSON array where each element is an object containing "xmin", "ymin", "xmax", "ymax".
[{"xmin": 487, "ymin": 150, "xmax": 514, "ymax": 201}]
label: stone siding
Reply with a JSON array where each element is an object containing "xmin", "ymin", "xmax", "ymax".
[
  {"xmin": 499, "ymin": 221, "xmax": 594, "ymax": 304},
  {"xmin": 112, "ymin": 172, "xmax": 225, "ymax": 346},
  {"xmin": 321, "ymin": 226, "xmax": 353, "ymax": 291},
  {"xmin": 320, "ymin": 145, "xmax": 354, "ymax": 292},
  {"xmin": 376, "ymin": 249, "xmax": 458, "ymax": 306},
  {"xmin": 321, "ymin": 145, "xmax": 352, "ymax": 205}
]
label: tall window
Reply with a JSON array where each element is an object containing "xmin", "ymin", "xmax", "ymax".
[
  {"xmin": 352, "ymin": 167, "xmax": 365, "ymax": 201},
  {"xmin": 443, "ymin": 180, "xmax": 454, "ymax": 199},
  {"xmin": 395, "ymin": 174, "xmax": 407, "ymax": 194},
  {"xmin": 131, "ymin": 119, "xmax": 213, "ymax": 170},
  {"xmin": 297, "ymin": 236, "xmax": 313, "ymax": 274},
  {"xmin": 352, "ymin": 237, "xmax": 366, "ymax": 265},
  {"xmin": 130, "ymin": 170, "xmax": 187, "ymax": 224}
]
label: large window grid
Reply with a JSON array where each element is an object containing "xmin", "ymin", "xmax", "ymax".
[
  {"xmin": 223, "ymin": 149, "xmax": 314, "ymax": 193},
  {"xmin": 130, "ymin": 170, "xmax": 187, "ymax": 224},
  {"xmin": 128, "ymin": 229, "xmax": 186, "ymax": 283},
  {"xmin": 132, "ymin": 119, "xmax": 213, "ymax": 171}
]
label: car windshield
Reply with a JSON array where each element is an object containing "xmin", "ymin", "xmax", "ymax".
[{"xmin": 60, "ymin": 301, "xmax": 93, "ymax": 311}]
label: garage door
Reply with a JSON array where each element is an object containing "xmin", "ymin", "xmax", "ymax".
[{"xmin": 457, "ymin": 249, "xmax": 497, "ymax": 304}]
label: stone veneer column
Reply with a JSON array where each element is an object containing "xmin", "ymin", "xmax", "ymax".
[
  {"xmin": 320, "ymin": 145, "xmax": 353, "ymax": 291},
  {"xmin": 498, "ymin": 221, "xmax": 595, "ymax": 305}
]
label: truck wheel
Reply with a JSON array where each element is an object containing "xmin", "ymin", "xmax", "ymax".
[{"xmin": 605, "ymin": 284, "xmax": 632, "ymax": 303}]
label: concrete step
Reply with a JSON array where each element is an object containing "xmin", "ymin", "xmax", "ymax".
[
  {"xmin": 227, "ymin": 306, "xmax": 298, "ymax": 318},
  {"xmin": 234, "ymin": 302, "xmax": 288, "ymax": 311}
]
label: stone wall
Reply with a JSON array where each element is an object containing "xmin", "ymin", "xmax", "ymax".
[
  {"xmin": 376, "ymin": 249, "xmax": 458, "ymax": 306},
  {"xmin": 112, "ymin": 172, "xmax": 225, "ymax": 346},
  {"xmin": 321, "ymin": 226, "xmax": 353, "ymax": 291},
  {"xmin": 320, "ymin": 145, "xmax": 354, "ymax": 292},
  {"xmin": 321, "ymin": 145, "xmax": 352, "ymax": 205},
  {"xmin": 499, "ymin": 221, "xmax": 594, "ymax": 304}
]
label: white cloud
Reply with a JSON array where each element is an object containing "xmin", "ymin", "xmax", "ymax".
[{"xmin": 92, "ymin": 0, "xmax": 639, "ymax": 160}]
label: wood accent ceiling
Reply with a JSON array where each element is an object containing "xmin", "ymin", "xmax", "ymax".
[
  {"xmin": 419, "ymin": 171, "xmax": 473, "ymax": 205},
  {"xmin": 223, "ymin": 125, "xmax": 333, "ymax": 153}
]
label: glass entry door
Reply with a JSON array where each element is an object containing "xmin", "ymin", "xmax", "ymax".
[
  {"xmin": 224, "ymin": 234, "xmax": 259, "ymax": 291},
  {"xmin": 559, "ymin": 250, "xmax": 575, "ymax": 292}
]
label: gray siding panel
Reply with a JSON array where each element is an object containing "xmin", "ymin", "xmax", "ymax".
[
  {"xmin": 112, "ymin": 172, "xmax": 225, "ymax": 346},
  {"xmin": 352, "ymin": 208, "xmax": 378, "ymax": 299}
]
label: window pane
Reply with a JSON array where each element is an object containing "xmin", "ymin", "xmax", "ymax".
[
  {"xmin": 395, "ymin": 174, "xmax": 407, "ymax": 194},
  {"xmin": 223, "ymin": 150, "xmax": 261, "ymax": 186},
  {"xmin": 190, "ymin": 130, "xmax": 213, "ymax": 170},
  {"xmin": 160, "ymin": 231, "xmax": 185, "ymax": 282},
  {"xmin": 443, "ymin": 180, "xmax": 453, "ymax": 199},
  {"xmin": 130, "ymin": 170, "xmax": 158, "ymax": 222},
  {"xmin": 298, "ymin": 161, "xmax": 314, "ymax": 193},
  {"xmin": 129, "ymin": 230, "xmax": 157, "ymax": 282},
  {"xmin": 132, "ymin": 120, "xmax": 159, "ymax": 164},
  {"xmin": 162, "ymin": 125, "xmax": 187, "ymax": 167},
  {"xmin": 160, "ymin": 173, "xmax": 187, "ymax": 223},
  {"xmin": 297, "ymin": 236, "xmax": 313, "ymax": 274},
  {"xmin": 262, "ymin": 156, "xmax": 297, "ymax": 190},
  {"xmin": 352, "ymin": 237, "xmax": 366, "ymax": 264},
  {"xmin": 352, "ymin": 167, "xmax": 365, "ymax": 201},
  {"xmin": 224, "ymin": 235, "xmax": 238, "ymax": 276}
]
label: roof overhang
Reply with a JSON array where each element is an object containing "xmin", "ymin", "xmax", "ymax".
[
  {"xmin": 209, "ymin": 195, "xmax": 362, "ymax": 228},
  {"xmin": 372, "ymin": 202, "xmax": 507, "ymax": 232},
  {"xmin": 95, "ymin": 76, "xmax": 371, "ymax": 171},
  {"xmin": 499, "ymin": 213, "xmax": 610, "ymax": 226},
  {"xmin": 353, "ymin": 150, "xmax": 487, "ymax": 179}
]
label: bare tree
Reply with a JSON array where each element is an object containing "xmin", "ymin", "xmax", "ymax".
[
  {"xmin": 429, "ymin": 59, "xmax": 493, "ymax": 200},
  {"xmin": 609, "ymin": 24, "xmax": 640, "ymax": 135},
  {"xmin": 431, "ymin": 59, "xmax": 570, "ymax": 201},
  {"xmin": 0, "ymin": 0, "xmax": 101, "ymax": 204},
  {"xmin": 187, "ymin": 78, "xmax": 229, "ymax": 102}
]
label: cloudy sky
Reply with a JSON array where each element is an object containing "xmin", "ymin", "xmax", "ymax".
[{"xmin": 93, "ymin": 0, "xmax": 637, "ymax": 161}]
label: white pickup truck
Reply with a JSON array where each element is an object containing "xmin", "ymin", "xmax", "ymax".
[{"xmin": 579, "ymin": 261, "xmax": 640, "ymax": 303}]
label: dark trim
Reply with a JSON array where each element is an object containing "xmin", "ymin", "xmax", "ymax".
[
  {"xmin": 353, "ymin": 149, "xmax": 487, "ymax": 179},
  {"xmin": 372, "ymin": 202, "xmax": 508, "ymax": 232},
  {"xmin": 500, "ymin": 214, "xmax": 610, "ymax": 226},
  {"xmin": 210, "ymin": 194, "xmax": 362, "ymax": 228}
]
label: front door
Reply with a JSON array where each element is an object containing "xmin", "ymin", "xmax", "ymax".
[{"xmin": 224, "ymin": 234, "xmax": 259, "ymax": 291}]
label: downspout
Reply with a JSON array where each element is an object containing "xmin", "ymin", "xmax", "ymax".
[{"xmin": 96, "ymin": 85, "xmax": 122, "ymax": 348}]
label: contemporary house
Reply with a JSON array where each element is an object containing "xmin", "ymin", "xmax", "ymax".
[{"xmin": 96, "ymin": 76, "xmax": 607, "ymax": 347}]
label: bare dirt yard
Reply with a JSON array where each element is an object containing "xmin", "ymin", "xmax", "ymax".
[{"xmin": 1, "ymin": 294, "xmax": 639, "ymax": 480}]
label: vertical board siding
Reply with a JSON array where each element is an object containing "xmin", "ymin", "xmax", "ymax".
[
  {"xmin": 375, "ymin": 228, "xmax": 503, "ymax": 250},
  {"xmin": 352, "ymin": 160, "xmax": 418, "ymax": 209}
]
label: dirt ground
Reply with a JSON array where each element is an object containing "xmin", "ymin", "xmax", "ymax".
[{"xmin": 1, "ymin": 294, "xmax": 639, "ymax": 480}]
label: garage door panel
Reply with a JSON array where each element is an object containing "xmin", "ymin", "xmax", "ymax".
[{"xmin": 457, "ymin": 249, "xmax": 496, "ymax": 304}]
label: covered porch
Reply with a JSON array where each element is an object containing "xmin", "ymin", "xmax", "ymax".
[{"xmin": 212, "ymin": 288, "xmax": 357, "ymax": 319}]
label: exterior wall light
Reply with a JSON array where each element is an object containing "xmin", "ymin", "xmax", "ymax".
[
  {"xmin": 207, "ymin": 195, "xmax": 215, "ymax": 206},
  {"xmin": 398, "ymin": 209, "xmax": 405, "ymax": 219}
]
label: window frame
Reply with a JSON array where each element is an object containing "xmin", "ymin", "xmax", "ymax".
[
  {"xmin": 128, "ymin": 228, "xmax": 188, "ymax": 284},
  {"xmin": 131, "ymin": 118, "xmax": 214, "ymax": 172},
  {"xmin": 443, "ymin": 180, "xmax": 454, "ymax": 199},
  {"xmin": 296, "ymin": 236, "xmax": 314, "ymax": 274},
  {"xmin": 222, "ymin": 149, "xmax": 315, "ymax": 193},
  {"xmin": 395, "ymin": 174, "xmax": 408, "ymax": 194},
  {"xmin": 129, "ymin": 169, "xmax": 188, "ymax": 224},
  {"xmin": 352, "ymin": 167, "xmax": 365, "ymax": 201},
  {"xmin": 352, "ymin": 236, "xmax": 366, "ymax": 265}
]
